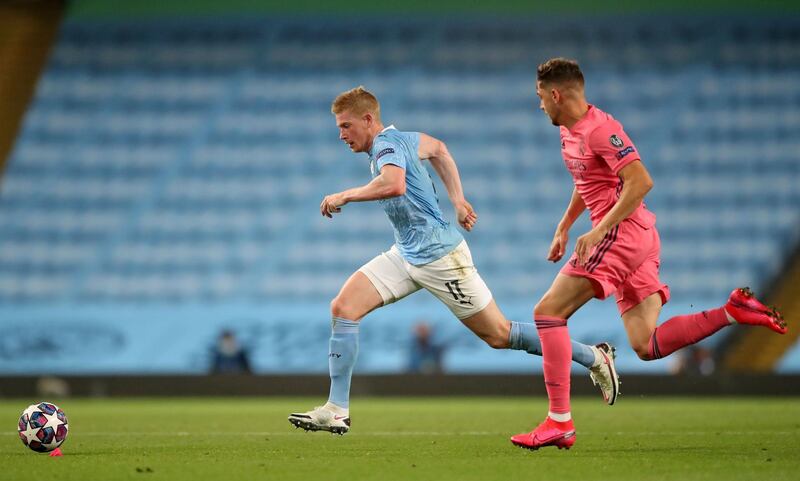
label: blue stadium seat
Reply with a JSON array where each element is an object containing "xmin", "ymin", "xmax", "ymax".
[{"xmin": 1, "ymin": 16, "xmax": 798, "ymax": 372}]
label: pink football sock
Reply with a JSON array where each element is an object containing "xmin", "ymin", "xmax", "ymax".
[
  {"xmin": 535, "ymin": 315, "xmax": 571, "ymax": 415},
  {"xmin": 647, "ymin": 307, "xmax": 729, "ymax": 359}
]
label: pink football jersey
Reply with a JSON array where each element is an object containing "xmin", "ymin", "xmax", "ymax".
[{"xmin": 559, "ymin": 105, "xmax": 655, "ymax": 228}]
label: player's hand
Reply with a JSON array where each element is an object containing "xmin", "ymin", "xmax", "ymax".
[
  {"xmin": 455, "ymin": 199, "xmax": 478, "ymax": 231},
  {"xmin": 574, "ymin": 226, "xmax": 608, "ymax": 266},
  {"xmin": 320, "ymin": 192, "xmax": 347, "ymax": 218},
  {"xmin": 547, "ymin": 228, "xmax": 569, "ymax": 262}
]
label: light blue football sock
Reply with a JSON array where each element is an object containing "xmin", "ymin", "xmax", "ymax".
[
  {"xmin": 327, "ymin": 317, "xmax": 360, "ymax": 409},
  {"xmin": 509, "ymin": 321, "xmax": 596, "ymax": 368}
]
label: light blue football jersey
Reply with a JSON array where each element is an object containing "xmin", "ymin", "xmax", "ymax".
[{"xmin": 368, "ymin": 125, "xmax": 463, "ymax": 265}]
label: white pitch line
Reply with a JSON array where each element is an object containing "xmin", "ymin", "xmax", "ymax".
[
  {"xmin": 5, "ymin": 431, "xmax": 499, "ymax": 437},
  {"xmin": 4, "ymin": 431, "xmax": 797, "ymax": 437}
]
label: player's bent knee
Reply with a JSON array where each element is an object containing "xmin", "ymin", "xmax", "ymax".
[
  {"xmin": 633, "ymin": 343, "xmax": 652, "ymax": 361},
  {"xmin": 330, "ymin": 296, "xmax": 360, "ymax": 321}
]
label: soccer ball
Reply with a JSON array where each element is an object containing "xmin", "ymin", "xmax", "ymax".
[{"xmin": 18, "ymin": 402, "xmax": 69, "ymax": 453}]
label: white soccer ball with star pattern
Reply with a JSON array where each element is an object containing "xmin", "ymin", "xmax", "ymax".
[{"xmin": 18, "ymin": 402, "xmax": 69, "ymax": 452}]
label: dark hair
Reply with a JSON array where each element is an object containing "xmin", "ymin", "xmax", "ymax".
[{"xmin": 537, "ymin": 58, "xmax": 585, "ymax": 86}]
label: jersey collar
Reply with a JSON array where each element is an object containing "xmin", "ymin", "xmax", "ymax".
[
  {"xmin": 369, "ymin": 125, "xmax": 397, "ymax": 156},
  {"xmin": 568, "ymin": 105, "xmax": 595, "ymax": 134}
]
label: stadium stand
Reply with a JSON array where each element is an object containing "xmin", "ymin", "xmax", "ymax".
[{"xmin": 1, "ymin": 17, "xmax": 798, "ymax": 374}]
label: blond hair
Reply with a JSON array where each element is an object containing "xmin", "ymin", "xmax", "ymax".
[{"xmin": 331, "ymin": 86, "xmax": 381, "ymax": 119}]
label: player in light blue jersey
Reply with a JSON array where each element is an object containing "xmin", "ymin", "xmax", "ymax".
[{"xmin": 288, "ymin": 87, "xmax": 619, "ymax": 435}]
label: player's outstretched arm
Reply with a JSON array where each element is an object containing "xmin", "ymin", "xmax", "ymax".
[
  {"xmin": 548, "ymin": 187, "xmax": 586, "ymax": 262},
  {"xmin": 574, "ymin": 160, "xmax": 653, "ymax": 264},
  {"xmin": 418, "ymin": 133, "xmax": 477, "ymax": 231},
  {"xmin": 320, "ymin": 165, "xmax": 405, "ymax": 218}
]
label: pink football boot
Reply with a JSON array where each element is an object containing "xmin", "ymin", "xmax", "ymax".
[
  {"xmin": 510, "ymin": 417, "xmax": 576, "ymax": 451},
  {"xmin": 725, "ymin": 287, "xmax": 787, "ymax": 334}
]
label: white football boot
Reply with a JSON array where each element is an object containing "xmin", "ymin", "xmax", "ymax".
[
  {"xmin": 288, "ymin": 403, "xmax": 350, "ymax": 435},
  {"xmin": 589, "ymin": 342, "xmax": 620, "ymax": 405}
]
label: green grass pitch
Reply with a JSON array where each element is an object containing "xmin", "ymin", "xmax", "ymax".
[{"xmin": 2, "ymin": 397, "xmax": 798, "ymax": 481}]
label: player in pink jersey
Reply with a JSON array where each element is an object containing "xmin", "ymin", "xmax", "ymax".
[{"xmin": 510, "ymin": 58, "xmax": 788, "ymax": 451}]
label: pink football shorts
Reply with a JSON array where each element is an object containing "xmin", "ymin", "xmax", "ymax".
[{"xmin": 561, "ymin": 218, "xmax": 670, "ymax": 314}]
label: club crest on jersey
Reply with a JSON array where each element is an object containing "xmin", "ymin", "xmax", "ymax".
[
  {"xmin": 376, "ymin": 147, "xmax": 395, "ymax": 160},
  {"xmin": 609, "ymin": 135, "xmax": 624, "ymax": 148}
]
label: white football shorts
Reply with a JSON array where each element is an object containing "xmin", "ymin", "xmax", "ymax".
[{"xmin": 358, "ymin": 240, "xmax": 493, "ymax": 320}]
